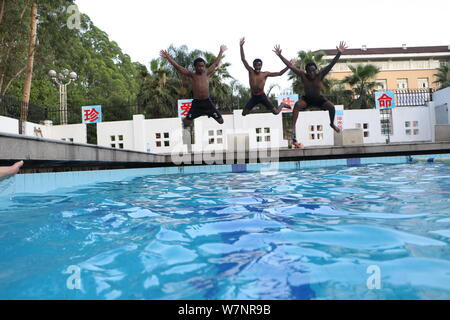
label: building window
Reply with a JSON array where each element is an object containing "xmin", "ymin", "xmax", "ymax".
[
  {"xmin": 418, "ymin": 78, "xmax": 429, "ymax": 89},
  {"xmin": 405, "ymin": 121, "xmax": 419, "ymax": 135},
  {"xmin": 206, "ymin": 128, "xmax": 224, "ymax": 145},
  {"xmin": 308, "ymin": 124, "xmax": 324, "ymax": 140},
  {"xmin": 256, "ymin": 127, "xmax": 271, "ymax": 143},
  {"xmin": 380, "ymin": 109, "xmax": 393, "ymax": 135},
  {"xmin": 375, "ymin": 79, "xmax": 387, "ymax": 91},
  {"xmin": 110, "ymin": 135, "xmax": 124, "ymax": 148},
  {"xmin": 397, "ymin": 78, "xmax": 408, "ymax": 89},
  {"xmin": 355, "ymin": 123, "xmax": 370, "ymax": 138},
  {"xmin": 155, "ymin": 132, "xmax": 170, "ymax": 148}
]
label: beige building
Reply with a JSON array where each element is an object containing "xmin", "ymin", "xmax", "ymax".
[{"xmin": 316, "ymin": 45, "xmax": 450, "ymax": 90}]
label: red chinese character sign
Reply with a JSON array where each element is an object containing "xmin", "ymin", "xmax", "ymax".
[
  {"xmin": 276, "ymin": 94, "xmax": 298, "ymax": 113},
  {"xmin": 375, "ymin": 91, "xmax": 396, "ymax": 110},
  {"xmin": 178, "ymin": 99, "xmax": 193, "ymax": 118},
  {"xmin": 335, "ymin": 105, "xmax": 344, "ymax": 130},
  {"xmin": 82, "ymin": 105, "xmax": 102, "ymax": 124}
]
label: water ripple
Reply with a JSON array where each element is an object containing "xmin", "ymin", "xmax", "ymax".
[{"xmin": 1, "ymin": 162, "xmax": 450, "ymax": 299}]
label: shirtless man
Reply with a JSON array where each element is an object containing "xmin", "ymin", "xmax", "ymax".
[
  {"xmin": 273, "ymin": 41, "xmax": 348, "ymax": 136},
  {"xmin": 160, "ymin": 45, "xmax": 227, "ymax": 127},
  {"xmin": 0, "ymin": 161, "xmax": 23, "ymax": 180},
  {"xmin": 240, "ymin": 37, "xmax": 290, "ymax": 116}
]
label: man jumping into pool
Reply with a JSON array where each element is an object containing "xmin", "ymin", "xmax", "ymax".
[
  {"xmin": 273, "ymin": 41, "xmax": 348, "ymax": 137},
  {"xmin": 240, "ymin": 37, "xmax": 291, "ymax": 116},
  {"xmin": 160, "ymin": 45, "xmax": 227, "ymax": 128}
]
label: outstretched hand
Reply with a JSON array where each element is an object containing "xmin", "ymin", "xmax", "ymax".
[
  {"xmin": 273, "ymin": 45, "xmax": 282, "ymax": 56},
  {"xmin": 160, "ymin": 50, "xmax": 169, "ymax": 59},
  {"xmin": 337, "ymin": 41, "xmax": 347, "ymax": 53},
  {"xmin": 220, "ymin": 45, "xmax": 228, "ymax": 53},
  {"xmin": 240, "ymin": 37, "xmax": 245, "ymax": 46}
]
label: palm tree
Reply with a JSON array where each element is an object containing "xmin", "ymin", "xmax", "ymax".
[
  {"xmin": 342, "ymin": 64, "xmax": 380, "ymax": 109},
  {"xmin": 325, "ymin": 78, "xmax": 354, "ymax": 107},
  {"xmin": 434, "ymin": 62, "xmax": 450, "ymax": 89},
  {"xmin": 137, "ymin": 61, "xmax": 178, "ymax": 118}
]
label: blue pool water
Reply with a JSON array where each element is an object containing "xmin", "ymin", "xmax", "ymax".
[{"xmin": 1, "ymin": 162, "xmax": 450, "ymax": 299}]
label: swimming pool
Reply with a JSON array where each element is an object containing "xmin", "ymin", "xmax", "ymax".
[{"xmin": 1, "ymin": 160, "xmax": 450, "ymax": 299}]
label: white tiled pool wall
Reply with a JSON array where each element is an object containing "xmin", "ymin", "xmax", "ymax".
[{"xmin": 1, "ymin": 154, "xmax": 450, "ymax": 196}]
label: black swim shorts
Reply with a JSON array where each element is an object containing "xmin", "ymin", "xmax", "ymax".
[
  {"xmin": 244, "ymin": 93, "xmax": 276, "ymax": 111},
  {"xmin": 186, "ymin": 98, "xmax": 222, "ymax": 121},
  {"xmin": 301, "ymin": 95, "xmax": 329, "ymax": 108}
]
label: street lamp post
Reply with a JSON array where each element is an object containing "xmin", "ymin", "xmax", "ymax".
[{"xmin": 48, "ymin": 69, "xmax": 77, "ymax": 125}]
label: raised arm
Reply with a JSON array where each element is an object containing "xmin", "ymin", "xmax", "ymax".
[
  {"xmin": 267, "ymin": 65, "xmax": 290, "ymax": 77},
  {"xmin": 160, "ymin": 50, "xmax": 192, "ymax": 76},
  {"xmin": 319, "ymin": 41, "xmax": 347, "ymax": 78},
  {"xmin": 239, "ymin": 37, "xmax": 252, "ymax": 72},
  {"xmin": 207, "ymin": 45, "xmax": 227, "ymax": 76},
  {"xmin": 273, "ymin": 45, "xmax": 304, "ymax": 76}
]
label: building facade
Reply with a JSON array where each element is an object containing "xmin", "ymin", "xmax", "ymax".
[{"xmin": 316, "ymin": 45, "xmax": 450, "ymax": 90}]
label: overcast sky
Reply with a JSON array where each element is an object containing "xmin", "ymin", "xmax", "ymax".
[{"xmin": 75, "ymin": 0, "xmax": 449, "ymax": 95}]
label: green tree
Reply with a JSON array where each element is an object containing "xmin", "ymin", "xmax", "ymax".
[
  {"xmin": 324, "ymin": 78, "xmax": 354, "ymax": 107},
  {"xmin": 229, "ymin": 79, "xmax": 251, "ymax": 110},
  {"xmin": 342, "ymin": 64, "xmax": 380, "ymax": 109},
  {"xmin": 2, "ymin": 1, "xmax": 141, "ymax": 126},
  {"xmin": 0, "ymin": 0, "xmax": 31, "ymax": 96},
  {"xmin": 137, "ymin": 59, "xmax": 178, "ymax": 118},
  {"xmin": 434, "ymin": 61, "xmax": 450, "ymax": 89}
]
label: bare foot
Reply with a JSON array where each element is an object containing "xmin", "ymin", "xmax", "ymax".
[
  {"xmin": 292, "ymin": 138, "xmax": 304, "ymax": 149},
  {"xmin": 0, "ymin": 160, "xmax": 24, "ymax": 178},
  {"xmin": 331, "ymin": 124, "xmax": 341, "ymax": 133}
]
